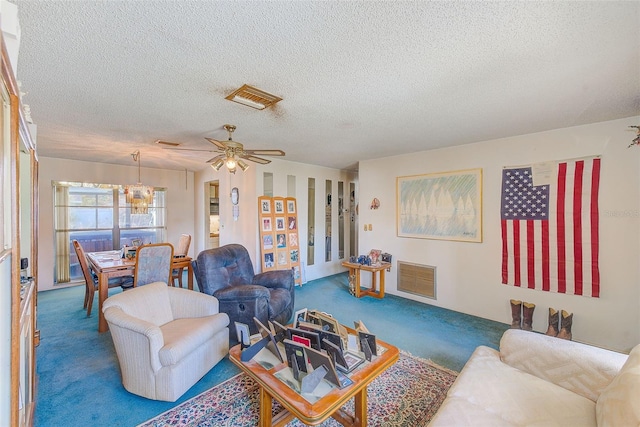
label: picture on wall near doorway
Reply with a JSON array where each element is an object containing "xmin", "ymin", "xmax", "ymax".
[{"xmin": 397, "ymin": 168, "xmax": 482, "ymax": 242}]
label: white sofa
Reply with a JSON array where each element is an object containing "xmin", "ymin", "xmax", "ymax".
[
  {"xmin": 103, "ymin": 281, "xmax": 229, "ymax": 402},
  {"xmin": 429, "ymin": 329, "xmax": 640, "ymax": 426}
]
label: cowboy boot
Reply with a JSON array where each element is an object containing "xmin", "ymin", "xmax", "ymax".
[
  {"xmin": 522, "ymin": 302, "xmax": 535, "ymax": 331},
  {"xmin": 545, "ymin": 308, "xmax": 559, "ymax": 336},
  {"xmin": 510, "ymin": 299, "xmax": 522, "ymax": 329},
  {"xmin": 557, "ymin": 310, "xmax": 573, "ymax": 340}
]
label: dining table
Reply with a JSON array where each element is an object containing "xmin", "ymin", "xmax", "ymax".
[{"xmin": 86, "ymin": 250, "xmax": 194, "ymax": 333}]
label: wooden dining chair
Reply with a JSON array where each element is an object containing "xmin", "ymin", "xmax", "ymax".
[
  {"xmin": 72, "ymin": 240, "xmax": 132, "ymax": 317},
  {"xmin": 171, "ymin": 234, "xmax": 191, "ymax": 288},
  {"xmin": 134, "ymin": 243, "xmax": 174, "ymax": 287}
]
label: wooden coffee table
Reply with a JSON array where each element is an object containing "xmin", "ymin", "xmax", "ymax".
[{"xmin": 229, "ymin": 329, "xmax": 399, "ymax": 426}]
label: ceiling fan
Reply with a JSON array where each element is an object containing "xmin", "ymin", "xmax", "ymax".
[{"xmin": 162, "ymin": 124, "xmax": 285, "ymax": 173}]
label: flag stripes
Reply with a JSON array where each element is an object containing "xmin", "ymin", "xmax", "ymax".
[{"xmin": 500, "ymin": 157, "xmax": 600, "ymax": 297}]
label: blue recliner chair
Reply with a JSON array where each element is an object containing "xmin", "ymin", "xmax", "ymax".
[{"xmin": 192, "ymin": 244, "xmax": 295, "ymax": 335}]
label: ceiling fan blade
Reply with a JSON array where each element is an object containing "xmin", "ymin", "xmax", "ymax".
[
  {"xmin": 241, "ymin": 154, "xmax": 272, "ymax": 165},
  {"xmin": 205, "ymin": 154, "xmax": 225, "ymax": 163},
  {"xmin": 162, "ymin": 147, "xmax": 221, "ymax": 153},
  {"xmin": 205, "ymin": 137, "xmax": 229, "ymax": 150},
  {"xmin": 243, "ymin": 149, "xmax": 285, "ymax": 156}
]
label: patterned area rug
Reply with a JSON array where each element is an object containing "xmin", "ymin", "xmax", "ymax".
[{"xmin": 138, "ymin": 352, "xmax": 457, "ymax": 427}]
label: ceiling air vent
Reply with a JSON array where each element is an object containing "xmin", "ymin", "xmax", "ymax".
[
  {"xmin": 225, "ymin": 84, "xmax": 282, "ymax": 110},
  {"xmin": 155, "ymin": 140, "xmax": 181, "ymax": 147}
]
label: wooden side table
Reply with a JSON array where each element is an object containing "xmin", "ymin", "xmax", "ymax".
[{"xmin": 341, "ymin": 261, "xmax": 391, "ymax": 299}]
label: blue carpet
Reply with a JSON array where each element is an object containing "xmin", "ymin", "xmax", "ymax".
[{"xmin": 34, "ymin": 272, "xmax": 508, "ymax": 426}]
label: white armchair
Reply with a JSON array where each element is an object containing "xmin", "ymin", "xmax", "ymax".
[{"xmin": 103, "ymin": 281, "xmax": 229, "ymax": 402}]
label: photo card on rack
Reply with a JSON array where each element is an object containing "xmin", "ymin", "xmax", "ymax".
[
  {"xmin": 293, "ymin": 308, "xmax": 308, "ymax": 328},
  {"xmin": 264, "ymin": 252, "xmax": 274, "ymax": 268},
  {"xmin": 286, "ymin": 200, "xmax": 296, "ymax": 213},
  {"xmin": 288, "ymin": 216, "xmax": 297, "ymax": 230},
  {"xmin": 277, "ymin": 251, "xmax": 288, "ymax": 266},
  {"xmin": 287, "ymin": 327, "xmax": 321, "ymax": 351},
  {"xmin": 262, "ymin": 218, "xmax": 272, "ymax": 232},
  {"xmin": 283, "ymin": 338, "xmax": 308, "ymax": 373},
  {"xmin": 263, "ymin": 234, "xmax": 274, "ymax": 250},
  {"xmin": 274, "ymin": 199, "xmax": 285, "ymax": 214},
  {"xmin": 303, "ymin": 345, "xmax": 343, "ymax": 388},
  {"xmin": 254, "ymin": 317, "xmax": 283, "ymax": 362},
  {"xmin": 260, "ymin": 199, "xmax": 271, "ymax": 214},
  {"xmin": 275, "ymin": 217, "xmax": 286, "ymax": 231}
]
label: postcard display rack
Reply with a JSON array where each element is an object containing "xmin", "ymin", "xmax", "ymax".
[{"xmin": 258, "ymin": 196, "xmax": 302, "ymax": 285}]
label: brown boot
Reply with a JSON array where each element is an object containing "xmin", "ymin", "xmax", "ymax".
[
  {"xmin": 522, "ymin": 302, "xmax": 535, "ymax": 331},
  {"xmin": 545, "ymin": 308, "xmax": 559, "ymax": 336},
  {"xmin": 510, "ymin": 299, "xmax": 522, "ymax": 329},
  {"xmin": 557, "ymin": 310, "xmax": 573, "ymax": 340}
]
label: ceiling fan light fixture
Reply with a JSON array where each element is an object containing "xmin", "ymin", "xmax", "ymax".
[
  {"xmin": 237, "ymin": 159, "xmax": 249, "ymax": 171},
  {"xmin": 225, "ymin": 84, "xmax": 282, "ymax": 110},
  {"xmin": 225, "ymin": 157, "xmax": 237, "ymax": 169},
  {"xmin": 211, "ymin": 158, "xmax": 225, "ymax": 171}
]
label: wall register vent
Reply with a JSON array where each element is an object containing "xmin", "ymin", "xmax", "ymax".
[{"xmin": 397, "ymin": 261, "xmax": 436, "ymax": 299}]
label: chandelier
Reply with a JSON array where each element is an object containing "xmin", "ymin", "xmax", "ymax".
[{"xmin": 124, "ymin": 150, "xmax": 154, "ymax": 214}]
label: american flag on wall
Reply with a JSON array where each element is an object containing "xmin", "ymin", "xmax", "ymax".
[{"xmin": 500, "ymin": 157, "xmax": 601, "ymax": 297}]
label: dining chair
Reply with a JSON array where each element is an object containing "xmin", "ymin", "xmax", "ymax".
[
  {"xmin": 134, "ymin": 243, "xmax": 174, "ymax": 287},
  {"xmin": 72, "ymin": 239, "xmax": 132, "ymax": 317},
  {"xmin": 171, "ymin": 234, "xmax": 191, "ymax": 287}
]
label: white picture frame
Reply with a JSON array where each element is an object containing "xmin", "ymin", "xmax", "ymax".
[{"xmin": 235, "ymin": 321, "xmax": 251, "ymax": 346}]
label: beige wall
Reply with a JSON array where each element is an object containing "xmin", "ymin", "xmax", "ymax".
[
  {"xmin": 193, "ymin": 158, "xmax": 357, "ymax": 282},
  {"xmin": 37, "ymin": 157, "xmax": 195, "ymax": 291},
  {"xmin": 358, "ymin": 116, "xmax": 640, "ymax": 352}
]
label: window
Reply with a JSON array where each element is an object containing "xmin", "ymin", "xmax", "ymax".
[{"xmin": 53, "ymin": 181, "xmax": 166, "ymax": 284}]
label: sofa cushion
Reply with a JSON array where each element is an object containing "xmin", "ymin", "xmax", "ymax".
[
  {"xmin": 158, "ymin": 314, "xmax": 228, "ymax": 366},
  {"xmin": 430, "ymin": 345, "xmax": 596, "ymax": 427},
  {"xmin": 499, "ymin": 329, "xmax": 627, "ymax": 402},
  {"xmin": 596, "ymin": 344, "xmax": 640, "ymax": 426},
  {"xmin": 104, "ymin": 281, "xmax": 174, "ymax": 326}
]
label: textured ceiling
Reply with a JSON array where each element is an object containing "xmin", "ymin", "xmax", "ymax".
[{"xmin": 11, "ymin": 1, "xmax": 640, "ymax": 172}]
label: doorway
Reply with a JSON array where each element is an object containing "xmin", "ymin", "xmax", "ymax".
[{"xmin": 206, "ymin": 180, "xmax": 220, "ymax": 249}]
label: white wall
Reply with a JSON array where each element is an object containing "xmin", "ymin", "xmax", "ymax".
[
  {"xmin": 358, "ymin": 116, "xmax": 640, "ymax": 352},
  {"xmin": 194, "ymin": 158, "xmax": 357, "ymax": 282},
  {"xmin": 38, "ymin": 157, "xmax": 195, "ymax": 291}
]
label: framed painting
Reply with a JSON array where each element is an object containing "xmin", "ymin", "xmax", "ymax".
[{"xmin": 397, "ymin": 168, "xmax": 482, "ymax": 242}]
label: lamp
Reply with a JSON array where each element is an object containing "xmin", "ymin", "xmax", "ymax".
[
  {"xmin": 225, "ymin": 156, "xmax": 237, "ymax": 170},
  {"xmin": 237, "ymin": 159, "xmax": 250, "ymax": 172},
  {"xmin": 124, "ymin": 150, "xmax": 154, "ymax": 214},
  {"xmin": 211, "ymin": 158, "xmax": 225, "ymax": 171}
]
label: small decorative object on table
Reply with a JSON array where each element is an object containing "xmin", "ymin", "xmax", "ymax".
[{"xmin": 369, "ymin": 249, "xmax": 382, "ymax": 266}]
